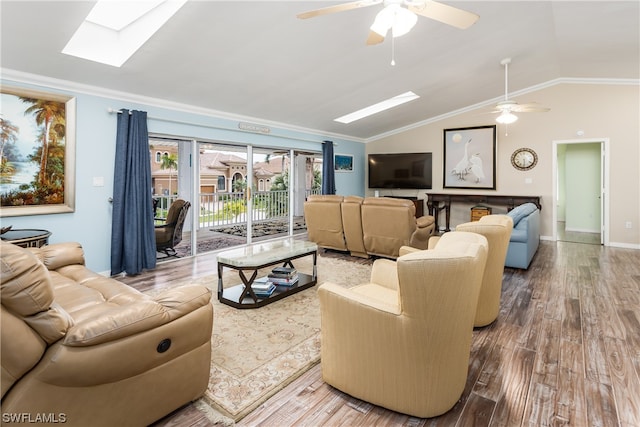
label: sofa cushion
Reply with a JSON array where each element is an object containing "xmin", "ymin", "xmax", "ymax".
[
  {"xmin": 1, "ymin": 242, "xmax": 71, "ymax": 344},
  {"xmin": 507, "ymin": 203, "xmax": 538, "ymax": 227}
]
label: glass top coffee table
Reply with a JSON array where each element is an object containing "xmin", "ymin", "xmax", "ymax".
[{"xmin": 217, "ymin": 239, "xmax": 318, "ymax": 309}]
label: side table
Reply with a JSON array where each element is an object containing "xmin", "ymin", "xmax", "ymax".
[{"xmin": 0, "ymin": 229, "xmax": 52, "ymax": 248}]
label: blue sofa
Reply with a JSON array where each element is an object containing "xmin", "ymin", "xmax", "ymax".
[{"xmin": 505, "ymin": 203, "xmax": 540, "ymax": 269}]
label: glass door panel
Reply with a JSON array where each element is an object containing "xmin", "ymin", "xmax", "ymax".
[
  {"xmin": 196, "ymin": 143, "xmax": 250, "ymax": 252},
  {"xmin": 251, "ymin": 147, "xmax": 292, "ymax": 240},
  {"xmin": 149, "ymin": 137, "xmax": 193, "ymax": 258}
]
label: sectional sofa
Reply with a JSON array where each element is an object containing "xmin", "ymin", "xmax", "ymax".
[{"xmin": 304, "ymin": 195, "xmax": 436, "ymax": 259}]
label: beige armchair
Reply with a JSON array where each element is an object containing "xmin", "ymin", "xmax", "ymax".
[
  {"xmin": 452, "ymin": 214, "xmax": 513, "ymax": 326},
  {"xmin": 361, "ymin": 197, "xmax": 435, "ymax": 258},
  {"xmin": 1, "ymin": 241, "xmax": 213, "ymax": 426},
  {"xmin": 303, "ymin": 195, "xmax": 347, "ymax": 252},
  {"xmin": 319, "ymin": 231, "xmax": 488, "ymax": 418}
]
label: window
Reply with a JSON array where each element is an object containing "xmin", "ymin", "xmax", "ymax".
[
  {"xmin": 155, "ymin": 151, "xmax": 161, "ymax": 163},
  {"xmin": 217, "ymin": 175, "xmax": 226, "ymax": 191}
]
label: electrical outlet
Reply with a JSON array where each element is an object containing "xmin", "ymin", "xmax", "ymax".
[{"xmin": 625, "ymin": 221, "xmax": 633, "ymax": 229}]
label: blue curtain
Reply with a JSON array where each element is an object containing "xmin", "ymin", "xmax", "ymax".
[
  {"xmin": 110, "ymin": 110, "xmax": 156, "ymax": 275},
  {"xmin": 322, "ymin": 140, "xmax": 336, "ymax": 195}
]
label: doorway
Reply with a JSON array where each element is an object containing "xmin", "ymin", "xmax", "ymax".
[{"xmin": 552, "ymin": 138, "xmax": 609, "ymax": 245}]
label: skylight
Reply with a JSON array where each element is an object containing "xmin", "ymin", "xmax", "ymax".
[
  {"xmin": 62, "ymin": 0, "xmax": 187, "ymax": 67},
  {"xmin": 334, "ymin": 91, "xmax": 420, "ymax": 124}
]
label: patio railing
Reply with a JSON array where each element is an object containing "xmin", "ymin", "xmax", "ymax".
[{"xmin": 153, "ymin": 189, "xmax": 320, "ymax": 228}]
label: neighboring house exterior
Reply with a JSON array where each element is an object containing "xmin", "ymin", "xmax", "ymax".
[{"xmin": 150, "ymin": 145, "xmax": 291, "ymax": 196}]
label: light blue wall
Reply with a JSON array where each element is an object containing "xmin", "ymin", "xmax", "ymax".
[{"xmin": 1, "ymin": 78, "xmax": 365, "ymax": 272}]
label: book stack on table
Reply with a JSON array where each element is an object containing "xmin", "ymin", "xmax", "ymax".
[
  {"xmin": 251, "ymin": 280, "xmax": 276, "ymax": 298},
  {"xmin": 268, "ymin": 267, "xmax": 299, "ymax": 287}
]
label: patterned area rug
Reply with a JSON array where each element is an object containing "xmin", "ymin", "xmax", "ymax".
[{"xmin": 147, "ymin": 254, "xmax": 372, "ymax": 422}]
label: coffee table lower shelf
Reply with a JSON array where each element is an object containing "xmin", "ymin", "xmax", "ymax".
[{"xmin": 218, "ymin": 273, "xmax": 316, "ymax": 309}]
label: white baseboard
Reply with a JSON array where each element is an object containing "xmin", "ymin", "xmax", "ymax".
[
  {"xmin": 608, "ymin": 242, "xmax": 640, "ymax": 250},
  {"xmin": 564, "ymin": 227, "xmax": 600, "ymax": 233}
]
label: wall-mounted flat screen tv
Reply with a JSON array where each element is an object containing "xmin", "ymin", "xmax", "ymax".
[{"xmin": 368, "ymin": 152, "xmax": 433, "ymax": 189}]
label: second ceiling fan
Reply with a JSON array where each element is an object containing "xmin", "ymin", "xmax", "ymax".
[
  {"xmin": 491, "ymin": 58, "xmax": 550, "ymax": 124},
  {"xmin": 297, "ymin": 0, "xmax": 479, "ymax": 45}
]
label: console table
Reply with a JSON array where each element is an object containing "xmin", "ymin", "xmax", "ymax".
[{"xmin": 425, "ymin": 193, "xmax": 541, "ymax": 232}]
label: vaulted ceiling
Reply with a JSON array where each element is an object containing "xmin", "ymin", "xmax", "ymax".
[{"xmin": 1, "ymin": 1, "xmax": 638, "ymax": 141}]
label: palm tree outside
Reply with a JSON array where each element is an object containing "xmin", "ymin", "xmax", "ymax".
[{"xmin": 160, "ymin": 153, "xmax": 178, "ymax": 195}]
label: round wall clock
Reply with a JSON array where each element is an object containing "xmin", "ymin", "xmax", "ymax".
[{"xmin": 511, "ymin": 148, "xmax": 538, "ymax": 171}]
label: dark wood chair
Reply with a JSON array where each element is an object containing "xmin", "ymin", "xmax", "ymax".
[{"xmin": 155, "ymin": 199, "xmax": 191, "ymax": 258}]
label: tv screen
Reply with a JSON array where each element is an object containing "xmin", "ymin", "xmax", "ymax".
[{"xmin": 368, "ymin": 153, "xmax": 433, "ymax": 189}]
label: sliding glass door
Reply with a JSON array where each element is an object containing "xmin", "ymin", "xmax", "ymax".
[{"xmin": 150, "ymin": 135, "xmax": 322, "ymax": 259}]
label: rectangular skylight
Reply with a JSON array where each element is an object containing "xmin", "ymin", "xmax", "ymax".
[
  {"xmin": 62, "ymin": 0, "xmax": 187, "ymax": 67},
  {"xmin": 334, "ymin": 91, "xmax": 420, "ymax": 124},
  {"xmin": 86, "ymin": 0, "xmax": 165, "ymax": 31}
]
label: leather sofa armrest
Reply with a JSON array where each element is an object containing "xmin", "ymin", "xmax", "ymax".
[
  {"xmin": 32, "ymin": 303, "xmax": 213, "ymax": 388},
  {"xmin": 428, "ymin": 236, "xmax": 441, "ymax": 249},
  {"xmin": 416, "ymin": 215, "xmax": 435, "ymax": 228},
  {"xmin": 28, "ymin": 242, "xmax": 85, "ymax": 270},
  {"xmin": 63, "ymin": 285, "xmax": 212, "ymax": 346},
  {"xmin": 410, "ymin": 216, "xmax": 436, "ymax": 250}
]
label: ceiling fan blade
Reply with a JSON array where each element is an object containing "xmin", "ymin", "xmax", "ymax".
[
  {"xmin": 512, "ymin": 103, "xmax": 550, "ymax": 113},
  {"xmin": 409, "ymin": 0, "xmax": 479, "ymax": 29},
  {"xmin": 297, "ymin": 0, "xmax": 380, "ymax": 19},
  {"xmin": 366, "ymin": 30, "xmax": 385, "ymax": 45}
]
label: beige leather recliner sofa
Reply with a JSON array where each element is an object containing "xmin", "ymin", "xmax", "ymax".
[
  {"xmin": 304, "ymin": 195, "xmax": 435, "ymax": 259},
  {"xmin": 319, "ymin": 231, "xmax": 488, "ymax": 418},
  {"xmin": 1, "ymin": 241, "xmax": 213, "ymax": 427},
  {"xmin": 303, "ymin": 195, "xmax": 347, "ymax": 252}
]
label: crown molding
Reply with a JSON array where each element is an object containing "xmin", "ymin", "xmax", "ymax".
[
  {"xmin": 0, "ymin": 68, "xmax": 367, "ymax": 144},
  {"xmin": 2, "ymin": 68, "xmax": 634, "ymax": 145},
  {"xmin": 365, "ymin": 77, "xmax": 640, "ymax": 143}
]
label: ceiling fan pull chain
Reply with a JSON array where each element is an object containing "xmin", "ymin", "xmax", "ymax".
[{"xmin": 391, "ymin": 36, "xmax": 396, "ymax": 66}]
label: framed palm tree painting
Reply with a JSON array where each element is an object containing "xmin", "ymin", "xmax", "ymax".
[{"xmin": 0, "ymin": 86, "xmax": 76, "ymax": 216}]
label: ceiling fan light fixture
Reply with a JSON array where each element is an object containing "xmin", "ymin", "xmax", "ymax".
[
  {"xmin": 392, "ymin": 7, "xmax": 417, "ymax": 37},
  {"xmin": 370, "ymin": 4, "xmax": 417, "ymax": 38},
  {"xmin": 496, "ymin": 111, "xmax": 518, "ymax": 124}
]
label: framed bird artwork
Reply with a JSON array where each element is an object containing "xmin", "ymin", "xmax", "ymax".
[{"xmin": 443, "ymin": 125, "xmax": 496, "ymax": 190}]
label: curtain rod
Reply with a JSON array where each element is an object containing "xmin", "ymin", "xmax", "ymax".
[{"xmin": 106, "ymin": 108, "xmax": 337, "ymax": 145}]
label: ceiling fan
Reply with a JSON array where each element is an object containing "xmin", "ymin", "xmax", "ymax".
[
  {"xmin": 297, "ymin": 0, "xmax": 479, "ymax": 45},
  {"xmin": 492, "ymin": 58, "xmax": 550, "ymax": 124}
]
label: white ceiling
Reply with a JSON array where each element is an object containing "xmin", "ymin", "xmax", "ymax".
[{"xmin": 1, "ymin": 1, "xmax": 638, "ymax": 141}]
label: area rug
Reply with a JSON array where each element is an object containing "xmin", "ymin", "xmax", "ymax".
[{"xmin": 146, "ymin": 254, "xmax": 372, "ymax": 422}]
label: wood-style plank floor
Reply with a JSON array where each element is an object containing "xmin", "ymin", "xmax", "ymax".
[{"xmin": 119, "ymin": 239, "xmax": 640, "ymax": 427}]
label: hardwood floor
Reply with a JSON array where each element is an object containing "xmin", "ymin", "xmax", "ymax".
[{"xmin": 122, "ymin": 240, "xmax": 640, "ymax": 427}]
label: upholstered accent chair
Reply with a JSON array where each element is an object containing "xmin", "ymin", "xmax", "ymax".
[
  {"xmin": 319, "ymin": 231, "xmax": 488, "ymax": 418},
  {"xmin": 155, "ymin": 198, "xmax": 191, "ymax": 258},
  {"xmin": 1, "ymin": 241, "xmax": 213, "ymax": 426},
  {"xmin": 454, "ymin": 215, "xmax": 514, "ymax": 326}
]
